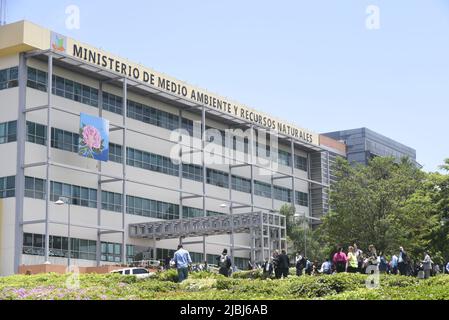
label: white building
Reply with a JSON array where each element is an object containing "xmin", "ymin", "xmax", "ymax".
[{"xmin": 0, "ymin": 21, "xmax": 344, "ymax": 276}]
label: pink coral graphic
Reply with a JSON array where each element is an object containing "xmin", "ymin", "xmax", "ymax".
[{"xmin": 82, "ymin": 125, "xmax": 101, "ymax": 149}]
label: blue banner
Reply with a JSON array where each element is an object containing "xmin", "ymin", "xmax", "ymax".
[{"xmin": 78, "ymin": 113, "xmax": 109, "ymax": 162}]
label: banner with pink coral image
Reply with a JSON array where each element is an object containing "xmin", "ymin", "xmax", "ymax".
[{"xmin": 78, "ymin": 113, "xmax": 109, "ymax": 162}]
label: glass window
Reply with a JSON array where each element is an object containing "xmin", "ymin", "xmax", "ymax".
[
  {"xmin": 0, "ymin": 67, "xmax": 19, "ymax": 90},
  {"xmin": 23, "ymin": 233, "xmax": 33, "ymax": 247},
  {"xmin": 295, "ymin": 155, "xmax": 308, "ymax": 171}
]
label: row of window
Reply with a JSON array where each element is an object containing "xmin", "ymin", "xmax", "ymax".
[
  {"xmin": 23, "ymin": 232, "xmax": 134, "ymax": 262},
  {"xmin": 4, "ymin": 174, "xmax": 308, "ymax": 221},
  {"xmin": 24, "ymin": 175, "xmax": 223, "ymax": 219},
  {"xmin": 1, "ymin": 118, "xmax": 310, "ymax": 206},
  {"xmin": 0, "ymin": 63, "xmax": 303, "ymax": 173},
  {"xmin": 23, "ymin": 67, "xmax": 309, "ymax": 171},
  {"xmin": 22, "ymin": 232, "xmax": 250, "ymax": 268}
]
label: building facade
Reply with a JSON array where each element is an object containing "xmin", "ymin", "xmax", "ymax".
[
  {"xmin": 323, "ymin": 128, "xmax": 417, "ymax": 166},
  {"xmin": 0, "ymin": 21, "xmax": 342, "ymax": 276}
]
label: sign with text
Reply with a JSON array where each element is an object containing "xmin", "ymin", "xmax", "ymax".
[{"xmin": 63, "ymin": 38, "xmax": 318, "ymax": 146}]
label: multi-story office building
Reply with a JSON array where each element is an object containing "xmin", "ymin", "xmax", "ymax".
[
  {"xmin": 0, "ymin": 21, "xmax": 343, "ymax": 276},
  {"xmin": 323, "ymin": 128, "xmax": 417, "ymax": 166}
]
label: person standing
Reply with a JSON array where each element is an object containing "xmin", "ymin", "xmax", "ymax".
[
  {"xmin": 217, "ymin": 249, "xmax": 232, "ymax": 277},
  {"xmin": 272, "ymin": 250, "xmax": 280, "ymax": 279},
  {"xmin": 164, "ymin": 256, "xmax": 171, "ymax": 270},
  {"xmin": 295, "ymin": 252, "xmax": 306, "ymax": 276},
  {"xmin": 354, "ymin": 243, "xmax": 363, "ymax": 272},
  {"xmin": 262, "ymin": 258, "xmax": 273, "ymax": 278},
  {"xmin": 390, "ymin": 254, "xmax": 398, "ymax": 275},
  {"xmin": 378, "ymin": 251, "xmax": 388, "ymax": 274},
  {"xmin": 398, "ymin": 246, "xmax": 409, "ymax": 276},
  {"xmin": 320, "ymin": 258, "xmax": 332, "ymax": 275},
  {"xmin": 305, "ymin": 257, "xmax": 313, "ymax": 275},
  {"xmin": 346, "ymin": 246, "xmax": 358, "ymax": 273},
  {"xmin": 333, "ymin": 247, "xmax": 347, "ymax": 273},
  {"xmin": 445, "ymin": 261, "xmax": 449, "ymax": 274},
  {"xmin": 433, "ymin": 263, "xmax": 440, "ymax": 276},
  {"xmin": 422, "ymin": 251, "xmax": 433, "ymax": 279},
  {"xmin": 277, "ymin": 250, "xmax": 290, "ymax": 278},
  {"xmin": 367, "ymin": 245, "xmax": 379, "ymax": 271},
  {"xmin": 173, "ymin": 244, "xmax": 192, "ymax": 282}
]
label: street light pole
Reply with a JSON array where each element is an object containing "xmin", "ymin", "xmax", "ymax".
[
  {"xmin": 55, "ymin": 197, "xmax": 71, "ymax": 268},
  {"xmin": 67, "ymin": 200, "xmax": 71, "ymax": 267},
  {"xmin": 303, "ymin": 211, "xmax": 307, "ymax": 258}
]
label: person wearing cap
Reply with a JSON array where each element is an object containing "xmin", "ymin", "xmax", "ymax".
[
  {"xmin": 173, "ymin": 244, "xmax": 192, "ymax": 282},
  {"xmin": 217, "ymin": 248, "xmax": 232, "ymax": 277}
]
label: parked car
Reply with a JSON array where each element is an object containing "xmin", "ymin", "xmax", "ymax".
[{"xmin": 110, "ymin": 267, "xmax": 153, "ymax": 279}]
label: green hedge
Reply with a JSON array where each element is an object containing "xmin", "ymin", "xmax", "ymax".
[{"xmin": 1, "ymin": 271, "xmax": 448, "ymax": 300}]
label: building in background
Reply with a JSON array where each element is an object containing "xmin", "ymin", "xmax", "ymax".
[
  {"xmin": 322, "ymin": 128, "xmax": 417, "ymax": 167},
  {"xmin": 0, "ymin": 21, "xmax": 335, "ymax": 276}
]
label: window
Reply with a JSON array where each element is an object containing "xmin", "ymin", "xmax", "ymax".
[
  {"xmin": 296, "ymin": 191, "xmax": 309, "ymax": 207},
  {"xmin": 295, "ymin": 155, "xmax": 308, "ymax": 171},
  {"xmin": 0, "ymin": 66, "xmax": 18, "ymax": 90},
  {"xmin": 231, "ymin": 175, "xmax": 251, "ymax": 193},
  {"xmin": 51, "ymin": 128, "xmax": 78, "ymax": 152},
  {"xmin": 0, "ymin": 176, "xmax": 15, "ymax": 198},
  {"xmin": 102, "ymin": 92, "xmax": 123, "ymax": 115},
  {"xmin": 102, "ymin": 191, "xmax": 122, "ymax": 213},
  {"xmin": 0, "ymin": 121, "xmax": 17, "ymax": 144},
  {"xmin": 26, "ymin": 121, "xmax": 46, "ymax": 145},
  {"xmin": 133, "ymin": 268, "xmax": 149, "ymax": 274},
  {"xmin": 254, "ymin": 181, "xmax": 271, "ymax": 198},
  {"xmin": 182, "ymin": 164, "xmax": 203, "ymax": 182},
  {"xmin": 206, "ymin": 169, "xmax": 229, "ymax": 188},
  {"xmin": 24, "ymin": 176, "xmax": 45, "ymax": 199},
  {"xmin": 27, "ymin": 67, "xmax": 47, "ymax": 92},
  {"xmin": 183, "ymin": 207, "xmax": 203, "ymax": 218},
  {"xmin": 109, "ymin": 143, "xmax": 122, "ymax": 163},
  {"xmin": 278, "ymin": 150, "xmax": 291, "ymax": 167},
  {"xmin": 273, "ymin": 186, "xmax": 291, "ymax": 202}
]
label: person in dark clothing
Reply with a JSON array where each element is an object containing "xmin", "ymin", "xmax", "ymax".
[
  {"xmin": 378, "ymin": 251, "xmax": 388, "ymax": 274},
  {"xmin": 398, "ymin": 246, "xmax": 409, "ymax": 276},
  {"xmin": 217, "ymin": 249, "xmax": 232, "ymax": 277},
  {"xmin": 164, "ymin": 256, "xmax": 171, "ymax": 270},
  {"xmin": 295, "ymin": 252, "xmax": 306, "ymax": 276},
  {"xmin": 272, "ymin": 250, "xmax": 280, "ymax": 279},
  {"xmin": 277, "ymin": 250, "xmax": 290, "ymax": 278},
  {"xmin": 305, "ymin": 258, "xmax": 313, "ymax": 275}
]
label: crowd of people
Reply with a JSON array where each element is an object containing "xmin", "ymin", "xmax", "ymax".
[
  {"xmin": 168, "ymin": 243, "xmax": 449, "ymax": 282},
  {"xmin": 262, "ymin": 244, "xmax": 449, "ymax": 279}
]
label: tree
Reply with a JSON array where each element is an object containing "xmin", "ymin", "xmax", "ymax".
[
  {"xmin": 280, "ymin": 204, "xmax": 327, "ymax": 261},
  {"xmin": 425, "ymin": 159, "xmax": 449, "ymax": 262},
  {"xmin": 319, "ymin": 156, "xmax": 434, "ymax": 259}
]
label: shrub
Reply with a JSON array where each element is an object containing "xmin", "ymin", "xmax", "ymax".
[
  {"xmin": 287, "ymin": 273, "xmax": 366, "ymax": 298},
  {"xmin": 153, "ymin": 269, "xmax": 179, "ymax": 282},
  {"xmin": 231, "ymin": 269, "xmax": 263, "ymax": 279}
]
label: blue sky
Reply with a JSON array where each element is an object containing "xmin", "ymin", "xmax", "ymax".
[{"xmin": 6, "ymin": 0, "xmax": 449, "ymax": 171}]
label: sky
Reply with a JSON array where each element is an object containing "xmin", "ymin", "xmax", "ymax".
[{"xmin": 5, "ymin": 0, "xmax": 449, "ymax": 172}]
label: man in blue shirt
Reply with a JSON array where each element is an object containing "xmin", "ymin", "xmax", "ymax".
[
  {"xmin": 173, "ymin": 244, "xmax": 192, "ymax": 282},
  {"xmin": 320, "ymin": 259, "xmax": 332, "ymax": 275}
]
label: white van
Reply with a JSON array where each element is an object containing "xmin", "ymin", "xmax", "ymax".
[{"xmin": 110, "ymin": 267, "xmax": 152, "ymax": 279}]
